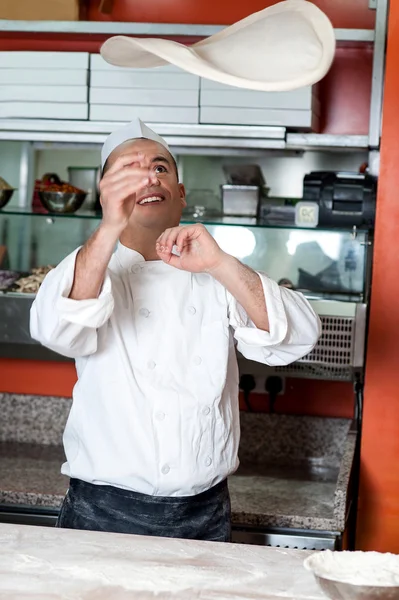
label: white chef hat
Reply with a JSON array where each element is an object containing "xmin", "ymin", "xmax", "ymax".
[{"xmin": 101, "ymin": 118, "xmax": 171, "ymax": 169}]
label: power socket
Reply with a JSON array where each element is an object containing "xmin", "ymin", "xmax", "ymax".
[{"xmin": 255, "ymin": 375, "xmax": 285, "ymax": 396}]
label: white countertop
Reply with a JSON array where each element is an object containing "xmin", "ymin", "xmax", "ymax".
[{"xmin": 0, "ymin": 523, "xmax": 325, "ymax": 599}]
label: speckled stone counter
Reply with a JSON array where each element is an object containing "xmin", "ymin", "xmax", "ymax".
[{"xmin": 0, "ymin": 393, "xmax": 357, "ymax": 532}]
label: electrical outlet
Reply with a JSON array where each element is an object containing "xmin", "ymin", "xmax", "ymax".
[{"xmin": 253, "ymin": 375, "xmax": 286, "ymax": 395}]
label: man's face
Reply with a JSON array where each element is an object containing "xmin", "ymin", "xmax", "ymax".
[{"xmin": 104, "ymin": 138, "xmax": 186, "ymax": 229}]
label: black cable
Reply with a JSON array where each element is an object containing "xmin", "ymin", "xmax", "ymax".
[
  {"xmin": 239, "ymin": 374, "xmax": 256, "ymax": 412},
  {"xmin": 354, "ymin": 374, "xmax": 364, "ymax": 430},
  {"xmin": 265, "ymin": 376, "xmax": 283, "ymax": 413}
]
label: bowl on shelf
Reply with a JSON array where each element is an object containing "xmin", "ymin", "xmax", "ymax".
[
  {"xmin": 0, "ymin": 188, "xmax": 15, "ymax": 209},
  {"xmin": 38, "ymin": 190, "xmax": 87, "ymax": 214},
  {"xmin": 304, "ymin": 551, "xmax": 399, "ymax": 600}
]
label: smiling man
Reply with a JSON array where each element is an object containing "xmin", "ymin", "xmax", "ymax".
[{"xmin": 30, "ymin": 119, "xmax": 321, "ymax": 542}]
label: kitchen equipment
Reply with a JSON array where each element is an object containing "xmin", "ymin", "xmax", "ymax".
[
  {"xmin": 221, "ymin": 164, "xmax": 266, "ymax": 217},
  {"xmin": 0, "ymin": 189, "xmax": 15, "ymax": 209},
  {"xmin": 304, "ymin": 551, "xmax": 399, "ymax": 600},
  {"xmin": 38, "ymin": 190, "xmax": 87, "ymax": 214},
  {"xmin": 303, "ymin": 171, "xmax": 377, "ymax": 229},
  {"xmin": 221, "ymin": 184, "xmax": 260, "ymax": 217},
  {"xmin": 223, "ymin": 164, "xmax": 265, "ymax": 187},
  {"xmin": 0, "ymin": 176, "xmax": 16, "ymax": 209},
  {"xmin": 67, "ymin": 166, "xmax": 99, "ymax": 211}
]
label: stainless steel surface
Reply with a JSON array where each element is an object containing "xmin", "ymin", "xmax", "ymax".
[
  {"xmin": 0, "ymin": 189, "xmax": 15, "ymax": 209},
  {"xmin": 232, "ymin": 528, "xmax": 339, "ymax": 550},
  {"xmin": 0, "ymin": 21, "xmax": 225, "ymax": 36},
  {"xmin": 0, "ymin": 120, "xmax": 371, "ymax": 150},
  {"xmin": 0, "ymin": 20, "xmax": 375, "ymax": 41},
  {"xmin": 38, "ymin": 191, "xmax": 87, "ymax": 214},
  {"xmin": 221, "ymin": 185, "xmax": 260, "ymax": 217},
  {"xmin": 0, "ymin": 120, "xmax": 286, "ymax": 139},
  {"xmin": 0, "ymin": 505, "xmax": 58, "ymax": 527},
  {"xmin": 286, "ymin": 134, "xmax": 369, "ymax": 150},
  {"xmin": 19, "ymin": 141, "xmax": 34, "ymax": 208},
  {"xmin": 335, "ymin": 29, "xmax": 375, "ymax": 42},
  {"xmin": 315, "ymin": 575, "xmax": 399, "ymax": 600},
  {"xmin": 368, "ymin": 0, "xmax": 388, "ymax": 149},
  {"xmin": 353, "ymin": 304, "xmax": 368, "ymax": 369},
  {"xmin": 67, "ymin": 167, "xmax": 99, "ymax": 211}
]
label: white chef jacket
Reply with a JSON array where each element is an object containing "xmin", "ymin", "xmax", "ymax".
[{"xmin": 30, "ymin": 243, "xmax": 321, "ymax": 497}]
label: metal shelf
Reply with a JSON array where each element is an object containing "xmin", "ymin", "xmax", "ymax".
[
  {"xmin": 0, "ymin": 21, "xmax": 375, "ymax": 42},
  {"xmin": 0, "ymin": 120, "xmax": 369, "ymax": 150}
]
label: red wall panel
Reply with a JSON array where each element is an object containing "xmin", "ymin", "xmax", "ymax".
[{"xmin": 88, "ymin": 0, "xmax": 375, "ymax": 29}]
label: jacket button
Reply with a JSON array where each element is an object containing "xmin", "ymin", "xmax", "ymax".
[
  {"xmin": 139, "ymin": 308, "xmax": 150, "ymax": 318},
  {"xmin": 187, "ymin": 306, "xmax": 196, "ymax": 315},
  {"xmin": 132, "ymin": 265, "xmax": 141, "ymax": 274},
  {"xmin": 205, "ymin": 457, "xmax": 212, "ymax": 467},
  {"xmin": 202, "ymin": 406, "xmax": 211, "ymax": 416},
  {"xmin": 156, "ymin": 411, "xmax": 165, "ymax": 421},
  {"xmin": 161, "ymin": 464, "xmax": 170, "ymax": 475},
  {"xmin": 147, "ymin": 360, "xmax": 156, "ymax": 370},
  {"xmin": 193, "ymin": 356, "xmax": 202, "ymax": 366}
]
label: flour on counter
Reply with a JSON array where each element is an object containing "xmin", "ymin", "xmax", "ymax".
[
  {"xmin": 0, "ymin": 523, "xmax": 326, "ymax": 599},
  {"xmin": 304, "ymin": 550, "xmax": 399, "ymax": 586}
]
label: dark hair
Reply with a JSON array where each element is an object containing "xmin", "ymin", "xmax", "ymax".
[{"xmin": 102, "ymin": 140, "xmax": 179, "ymax": 180}]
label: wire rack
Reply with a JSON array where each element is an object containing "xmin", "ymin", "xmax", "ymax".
[{"xmin": 275, "ymin": 314, "xmax": 361, "ymax": 381}]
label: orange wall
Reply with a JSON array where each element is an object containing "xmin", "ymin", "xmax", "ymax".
[
  {"xmin": 239, "ymin": 380, "xmax": 354, "ymax": 418},
  {"xmin": 0, "ymin": 359, "xmax": 77, "ymax": 397},
  {"xmin": 356, "ymin": 1, "xmax": 399, "ymax": 552},
  {"xmin": 0, "ymin": 357, "xmax": 354, "ymax": 418}
]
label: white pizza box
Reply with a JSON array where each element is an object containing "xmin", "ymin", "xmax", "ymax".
[
  {"xmin": 200, "ymin": 106, "xmax": 318, "ymax": 130},
  {"xmin": 90, "ymin": 88, "xmax": 198, "ymax": 107},
  {"xmin": 90, "ymin": 70, "xmax": 199, "ymax": 90},
  {"xmin": 90, "ymin": 54, "xmax": 200, "ymax": 90},
  {"xmin": 0, "ymin": 69, "xmax": 88, "ymax": 86},
  {"xmin": 0, "ymin": 102, "xmax": 88, "ymax": 120},
  {"xmin": 91, "ymin": 54, "xmax": 184, "ymax": 72},
  {"xmin": 200, "ymin": 85, "xmax": 316, "ymax": 111},
  {"xmin": 0, "ymin": 85, "xmax": 87, "ymax": 103},
  {"xmin": 0, "ymin": 51, "xmax": 89, "ymax": 69},
  {"xmin": 90, "ymin": 104, "xmax": 199, "ymax": 123}
]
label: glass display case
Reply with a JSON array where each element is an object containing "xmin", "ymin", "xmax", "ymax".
[{"xmin": 0, "ymin": 208, "xmax": 370, "ymax": 301}]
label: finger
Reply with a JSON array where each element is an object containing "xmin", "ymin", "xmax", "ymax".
[
  {"xmin": 105, "ymin": 151, "xmax": 145, "ymax": 175},
  {"xmin": 102, "ymin": 176, "xmax": 151, "ymax": 196},
  {"xmin": 103, "ymin": 165, "xmax": 149, "ymax": 185},
  {"xmin": 101, "ymin": 171, "xmax": 151, "ymax": 195},
  {"xmin": 156, "ymin": 228, "xmax": 175, "ymax": 253},
  {"xmin": 164, "ymin": 228, "xmax": 182, "ymax": 252},
  {"xmin": 175, "ymin": 228, "xmax": 192, "ymax": 252},
  {"xmin": 156, "ymin": 247, "xmax": 182, "ymax": 269}
]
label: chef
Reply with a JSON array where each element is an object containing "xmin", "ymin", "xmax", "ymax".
[{"xmin": 30, "ymin": 118, "xmax": 321, "ymax": 542}]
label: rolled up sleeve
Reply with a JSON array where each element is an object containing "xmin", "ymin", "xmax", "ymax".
[
  {"xmin": 228, "ymin": 272, "xmax": 321, "ymax": 366},
  {"xmin": 30, "ymin": 248, "xmax": 114, "ymax": 358}
]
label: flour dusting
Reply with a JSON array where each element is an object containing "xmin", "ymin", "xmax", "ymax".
[{"xmin": 304, "ymin": 550, "xmax": 399, "ymax": 587}]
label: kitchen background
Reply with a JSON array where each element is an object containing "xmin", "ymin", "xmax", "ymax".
[{"xmin": 0, "ymin": 0, "xmax": 398, "ymax": 555}]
